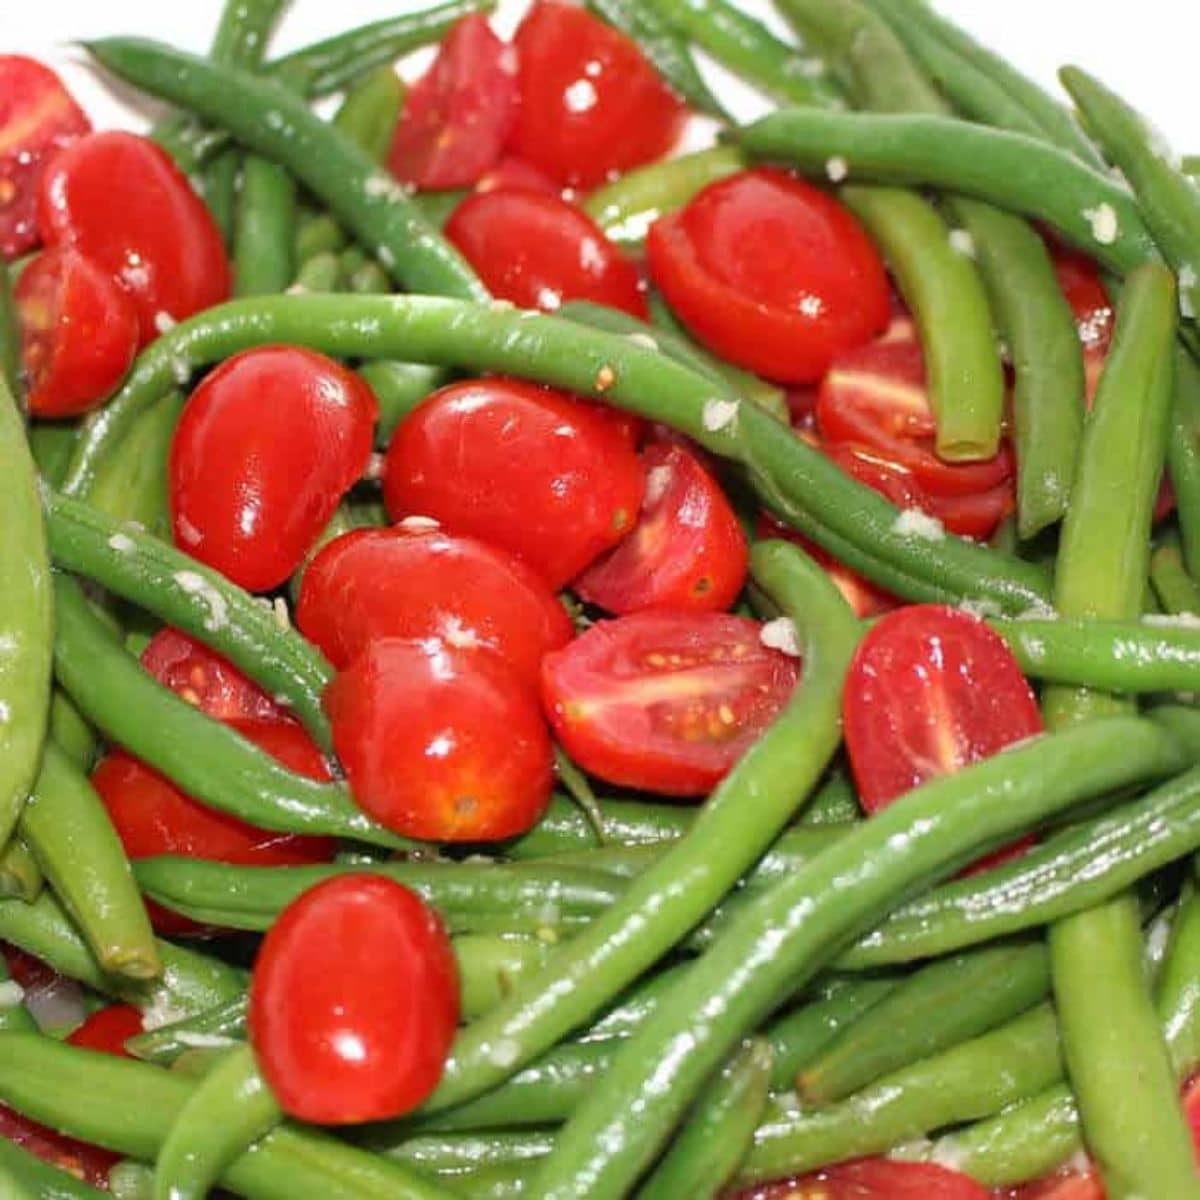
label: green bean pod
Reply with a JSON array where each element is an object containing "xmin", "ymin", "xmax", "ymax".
[
  {"xmin": 0, "ymin": 838, "xmax": 42, "ymax": 903},
  {"xmin": 1151, "ymin": 542, "xmax": 1200, "ymax": 615},
  {"xmin": 0, "ymin": 261, "xmax": 22, "ymax": 403},
  {"xmin": 126, "ymin": 994, "xmax": 248, "ymax": 1065},
  {"xmin": 380, "ymin": 1131, "xmax": 555, "ymax": 1178},
  {"xmin": 360, "ymin": 360, "xmax": 453, "ymax": 445},
  {"xmin": 503, "ymin": 794, "xmax": 693, "ymax": 858},
  {"xmin": 334, "ymin": 65, "xmax": 406, "ymax": 164},
  {"xmin": 233, "ymin": 156, "xmax": 297, "ymax": 297},
  {"xmin": 0, "ymin": 1133, "xmax": 109, "ymax": 1199},
  {"xmin": 294, "ymin": 213, "xmax": 347, "ymax": 262},
  {"xmin": 293, "ymin": 249, "xmax": 341, "ymax": 293},
  {"xmin": 797, "ymin": 771, "xmax": 860, "ymax": 827},
  {"xmin": 1170, "ymin": 347, "xmax": 1200, "ymax": 577},
  {"xmin": 28, "ymin": 422, "xmax": 79, "ymax": 489}
]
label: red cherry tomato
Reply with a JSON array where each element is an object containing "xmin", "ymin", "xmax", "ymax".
[
  {"xmin": 1187, "ymin": 1071, "xmax": 1200, "ymax": 1150},
  {"xmin": 249, "ymin": 874, "xmax": 459, "ymax": 1124},
  {"xmin": 446, "ymin": 188, "xmax": 647, "ymax": 317},
  {"xmin": 1050, "ymin": 243, "xmax": 1113, "ymax": 407},
  {"xmin": 508, "ymin": 1, "xmax": 687, "ymax": 188},
  {"xmin": 475, "ymin": 155, "xmax": 559, "ymax": 196},
  {"xmin": 14, "ymin": 245, "xmax": 139, "ymax": 417},
  {"xmin": 297, "ymin": 526, "xmax": 572, "ymax": 685},
  {"xmin": 541, "ymin": 612, "xmax": 799, "ymax": 796},
  {"xmin": 1009, "ymin": 1169, "xmax": 1106, "ymax": 1200},
  {"xmin": 169, "ymin": 345, "xmax": 378, "ymax": 592},
  {"xmin": 140, "ymin": 628, "xmax": 289, "ymax": 723},
  {"xmin": 647, "ymin": 169, "xmax": 891, "ymax": 384},
  {"xmin": 325, "ymin": 638, "xmax": 553, "ymax": 841},
  {"xmin": 38, "ymin": 131, "xmax": 229, "ymax": 345},
  {"xmin": 387, "ymin": 14, "xmax": 518, "ymax": 190},
  {"xmin": 0, "ymin": 56, "xmax": 90, "ymax": 259},
  {"xmin": 729, "ymin": 1159, "xmax": 992, "ymax": 1199},
  {"xmin": 66, "ymin": 1003, "xmax": 143, "ymax": 1055},
  {"xmin": 576, "ymin": 441, "xmax": 748, "ymax": 614},
  {"xmin": 383, "ymin": 378, "xmax": 645, "ymax": 588}
]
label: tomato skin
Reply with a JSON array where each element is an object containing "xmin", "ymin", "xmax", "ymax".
[
  {"xmin": 541, "ymin": 611, "xmax": 799, "ymax": 796},
  {"xmin": 66, "ymin": 1004, "xmax": 143, "ymax": 1055},
  {"xmin": 38, "ymin": 131, "xmax": 229, "ymax": 345},
  {"xmin": 383, "ymin": 378, "xmax": 645, "ymax": 588},
  {"xmin": 170, "ymin": 345, "xmax": 378, "ymax": 592},
  {"xmin": 297, "ymin": 526, "xmax": 572, "ymax": 686},
  {"xmin": 0, "ymin": 56, "xmax": 91, "ymax": 259},
  {"xmin": 475, "ymin": 155, "xmax": 559, "ymax": 196},
  {"xmin": 576, "ymin": 442, "xmax": 748, "ymax": 615},
  {"xmin": 1008, "ymin": 1169, "xmax": 1106, "ymax": 1199},
  {"xmin": 387, "ymin": 14, "xmax": 518, "ymax": 190},
  {"xmin": 326, "ymin": 638, "xmax": 554, "ymax": 841},
  {"xmin": 647, "ymin": 169, "xmax": 891, "ymax": 384},
  {"xmin": 729, "ymin": 1158, "xmax": 992, "ymax": 1198},
  {"xmin": 508, "ymin": 2, "xmax": 687, "ymax": 189},
  {"xmin": 250, "ymin": 874, "xmax": 459, "ymax": 1124},
  {"xmin": 14, "ymin": 245, "xmax": 139, "ymax": 417},
  {"xmin": 446, "ymin": 188, "xmax": 647, "ymax": 317},
  {"xmin": 1050, "ymin": 243, "xmax": 1112, "ymax": 407}
]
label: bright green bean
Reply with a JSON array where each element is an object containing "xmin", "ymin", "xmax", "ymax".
[
  {"xmin": 294, "ymin": 212, "xmax": 346, "ymax": 262},
  {"xmin": 293, "ymin": 249, "xmax": 341, "ymax": 292},
  {"xmin": 334, "ymin": 66, "xmax": 406, "ymax": 164},
  {"xmin": 360, "ymin": 360, "xmax": 454, "ymax": 445},
  {"xmin": 233, "ymin": 156, "xmax": 297, "ymax": 297},
  {"xmin": 502, "ymin": 794, "xmax": 693, "ymax": 858},
  {"xmin": 1170, "ymin": 347, "xmax": 1200, "ymax": 577},
  {"xmin": 0, "ymin": 1133, "xmax": 109, "ymax": 1199},
  {"xmin": 0, "ymin": 261, "xmax": 22, "ymax": 403},
  {"xmin": 797, "ymin": 770, "xmax": 859, "ymax": 827},
  {"xmin": 0, "ymin": 836, "xmax": 41, "ymax": 903},
  {"xmin": 381, "ymin": 1131, "xmax": 554, "ymax": 1178},
  {"xmin": 28, "ymin": 423, "xmax": 78, "ymax": 489},
  {"xmin": 1152, "ymin": 542, "xmax": 1200, "ymax": 615}
]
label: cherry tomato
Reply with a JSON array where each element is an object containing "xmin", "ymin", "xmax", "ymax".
[
  {"xmin": 647, "ymin": 169, "xmax": 891, "ymax": 384},
  {"xmin": 541, "ymin": 611, "xmax": 799, "ymax": 796},
  {"xmin": 729, "ymin": 1159, "xmax": 992, "ymax": 1198},
  {"xmin": 38, "ymin": 131, "xmax": 229, "ymax": 344},
  {"xmin": 1050, "ymin": 243, "xmax": 1113, "ymax": 407},
  {"xmin": 387, "ymin": 14, "xmax": 518, "ymax": 190},
  {"xmin": 297, "ymin": 526, "xmax": 572, "ymax": 686},
  {"xmin": 446, "ymin": 188, "xmax": 647, "ymax": 316},
  {"xmin": 475, "ymin": 155, "xmax": 559, "ymax": 196},
  {"xmin": 383, "ymin": 378, "xmax": 645, "ymax": 588},
  {"xmin": 14, "ymin": 244, "xmax": 139, "ymax": 417},
  {"xmin": 169, "ymin": 345, "xmax": 378, "ymax": 592},
  {"xmin": 325, "ymin": 637, "xmax": 553, "ymax": 841},
  {"xmin": 140, "ymin": 627, "xmax": 289, "ymax": 724},
  {"xmin": 508, "ymin": 1, "xmax": 687, "ymax": 188},
  {"xmin": 576, "ymin": 442, "xmax": 748, "ymax": 615},
  {"xmin": 249, "ymin": 874, "xmax": 459, "ymax": 1124},
  {"xmin": 0, "ymin": 56, "xmax": 90, "ymax": 259},
  {"xmin": 66, "ymin": 1003, "xmax": 143, "ymax": 1055},
  {"xmin": 1009, "ymin": 1169, "xmax": 1106, "ymax": 1200},
  {"xmin": 1187, "ymin": 1071, "xmax": 1200, "ymax": 1151}
]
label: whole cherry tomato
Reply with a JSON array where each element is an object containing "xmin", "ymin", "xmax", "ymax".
[
  {"xmin": 15, "ymin": 245, "xmax": 139, "ymax": 416},
  {"xmin": 508, "ymin": 2, "xmax": 687, "ymax": 188},
  {"xmin": 383, "ymin": 378, "xmax": 645, "ymax": 588},
  {"xmin": 647, "ymin": 168, "xmax": 891, "ymax": 383},
  {"xmin": 325, "ymin": 637, "xmax": 553, "ymax": 841},
  {"xmin": 169, "ymin": 345, "xmax": 378, "ymax": 592},
  {"xmin": 249, "ymin": 874, "xmax": 459, "ymax": 1124},
  {"xmin": 387, "ymin": 14, "xmax": 518, "ymax": 190},
  {"xmin": 446, "ymin": 188, "xmax": 647, "ymax": 317},
  {"xmin": 38, "ymin": 131, "xmax": 229, "ymax": 344},
  {"xmin": 541, "ymin": 612, "xmax": 799, "ymax": 796},
  {"xmin": 0, "ymin": 56, "xmax": 90, "ymax": 259},
  {"xmin": 729, "ymin": 1158, "xmax": 992, "ymax": 1199}
]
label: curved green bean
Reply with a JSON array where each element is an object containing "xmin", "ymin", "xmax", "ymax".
[
  {"xmin": 1151, "ymin": 542, "xmax": 1200, "ymax": 615},
  {"xmin": 0, "ymin": 1133, "xmax": 109, "ymax": 1199},
  {"xmin": 0, "ymin": 838, "xmax": 42, "ymax": 903}
]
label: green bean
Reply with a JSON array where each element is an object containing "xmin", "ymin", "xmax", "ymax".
[
  {"xmin": 294, "ymin": 212, "xmax": 347, "ymax": 262},
  {"xmin": 0, "ymin": 1033, "xmax": 458, "ymax": 1200},
  {"xmin": 0, "ymin": 836, "xmax": 42, "ymax": 902},
  {"xmin": 0, "ymin": 953, "xmax": 34, "ymax": 1035},
  {"xmin": 88, "ymin": 38, "xmax": 486, "ymax": 303},
  {"xmin": 109, "ymin": 1162, "xmax": 154, "ymax": 1200},
  {"xmin": 1152, "ymin": 542, "xmax": 1200, "ymax": 615},
  {"xmin": 447, "ymin": 1163, "xmax": 530, "ymax": 1199},
  {"xmin": 797, "ymin": 770, "xmax": 859, "ymax": 827},
  {"xmin": 412, "ymin": 189, "xmax": 468, "ymax": 230},
  {"xmin": 0, "ymin": 259, "xmax": 22, "ymax": 403},
  {"xmin": 502, "ymin": 794, "xmax": 693, "ymax": 858},
  {"xmin": 382, "ymin": 1131, "xmax": 554, "ymax": 1177},
  {"xmin": 233, "ymin": 156, "xmax": 297, "ymax": 296},
  {"xmin": 1170, "ymin": 347, "xmax": 1200, "ymax": 581},
  {"xmin": 737, "ymin": 109, "xmax": 1158, "ymax": 276},
  {"xmin": 347, "ymin": 257, "xmax": 393, "ymax": 295},
  {"xmin": 47, "ymin": 694, "xmax": 93, "ymax": 775},
  {"xmin": 0, "ymin": 1133, "xmax": 109, "ymax": 1199},
  {"xmin": 334, "ymin": 66, "xmax": 406, "ymax": 165},
  {"xmin": 293, "ymin": 249, "xmax": 341, "ymax": 292},
  {"xmin": 127, "ymin": 995, "xmax": 249, "ymax": 1065},
  {"xmin": 360, "ymin": 360, "xmax": 453, "ymax": 445},
  {"xmin": 28, "ymin": 423, "xmax": 79, "ymax": 488},
  {"xmin": 44, "ymin": 490, "xmax": 334, "ymax": 749},
  {"xmin": 19, "ymin": 744, "xmax": 159, "ymax": 981}
]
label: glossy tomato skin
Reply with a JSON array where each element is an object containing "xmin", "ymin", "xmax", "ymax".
[
  {"xmin": 249, "ymin": 874, "xmax": 459, "ymax": 1124},
  {"xmin": 15, "ymin": 245, "xmax": 139, "ymax": 417},
  {"xmin": 170, "ymin": 345, "xmax": 378, "ymax": 592},
  {"xmin": 576, "ymin": 441, "xmax": 748, "ymax": 614},
  {"xmin": 446, "ymin": 189, "xmax": 647, "ymax": 317},
  {"xmin": 647, "ymin": 169, "xmax": 891, "ymax": 384},
  {"xmin": 508, "ymin": 2, "xmax": 687, "ymax": 188},
  {"xmin": 297, "ymin": 526, "xmax": 572, "ymax": 686},
  {"xmin": 387, "ymin": 14, "xmax": 518, "ymax": 190},
  {"xmin": 326, "ymin": 638, "xmax": 554, "ymax": 841},
  {"xmin": 383, "ymin": 378, "xmax": 645, "ymax": 588},
  {"xmin": 475, "ymin": 156, "xmax": 559, "ymax": 196},
  {"xmin": 0, "ymin": 56, "xmax": 91, "ymax": 259},
  {"xmin": 38, "ymin": 131, "xmax": 229, "ymax": 344},
  {"xmin": 541, "ymin": 612, "xmax": 799, "ymax": 796},
  {"xmin": 66, "ymin": 1003, "xmax": 143, "ymax": 1054},
  {"xmin": 730, "ymin": 1158, "xmax": 991, "ymax": 1198}
]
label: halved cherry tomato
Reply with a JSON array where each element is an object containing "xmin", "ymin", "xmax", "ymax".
[
  {"xmin": 38, "ymin": 131, "xmax": 229, "ymax": 344},
  {"xmin": 66, "ymin": 1003, "xmax": 143, "ymax": 1055},
  {"xmin": 325, "ymin": 637, "xmax": 553, "ymax": 841},
  {"xmin": 446, "ymin": 188, "xmax": 647, "ymax": 316},
  {"xmin": 1008, "ymin": 1169, "xmax": 1106, "ymax": 1200},
  {"xmin": 249, "ymin": 874, "xmax": 459, "ymax": 1124},
  {"xmin": 383, "ymin": 378, "xmax": 645, "ymax": 588},
  {"xmin": 508, "ymin": 1, "xmax": 687, "ymax": 188},
  {"xmin": 728, "ymin": 1158, "xmax": 992, "ymax": 1198},
  {"xmin": 387, "ymin": 14, "xmax": 518, "ymax": 190},
  {"xmin": 297, "ymin": 526, "xmax": 572, "ymax": 685},
  {"xmin": 14, "ymin": 244, "xmax": 139, "ymax": 417},
  {"xmin": 647, "ymin": 168, "xmax": 891, "ymax": 384},
  {"xmin": 475, "ymin": 155, "xmax": 559, "ymax": 196},
  {"xmin": 1050, "ymin": 243, "xmax": 1113, "ymax": 407},
  {"xmin": 576, "ymin": 441, "xmax": 748, "ymax": 614},
  {"xmin": 169, "ymin": 345, "xmax": 378, "ymax": 592},
  {"xmin": 541, "ymin": 611, "xmax": 799, "ymax": 796},
  {"xmin": 0, "ymin": 56, "xmax": 90, "ymax": 259}
]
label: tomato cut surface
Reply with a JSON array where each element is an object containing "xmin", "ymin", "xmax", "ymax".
[
  {"xmin": 541, "ymin": 611, "xmax": 799, "ymax": 796},
  {"xmin": 0, "ymin": 56, "xmax": 90, "ymax": 259},
  {"xmin": 249, "ymin": 874, "xmax": 459, "ymax": 1124},
  {"xmin": 730, "ymin": 1158, "xmax": 992, "ymax": 1198},
  {"xmin": 446, "ymin": 188, "xmax": 647, "ymax": 316},
  {"xmin": 387, "ymin": 14, "xmax": 517, "ymax": 190},
  {"xmin": 647, "ymin": 169, "xmax": 891, "ymax": 384},
  {"xmin": 508, "ymin": 2, "xmax": 687, "ymax": 188},
  {"xmin": 383, "ymin": 378, "xmax": 645, "ymax": 588},
  {"xmin": 15, "ymin": 244, "xmax": 139, "ymax": 417},
  {"xmin": 576, "ymin": 441, "xmax": 748, "ymax": 615}
]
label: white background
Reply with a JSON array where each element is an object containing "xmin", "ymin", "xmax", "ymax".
[{"xmin": 1, "ymin": 1, "xmax": 1194, "ymax": 154}]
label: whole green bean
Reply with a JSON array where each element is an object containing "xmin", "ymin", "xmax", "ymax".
[
  {"xmin": 0, "ymin": 837, "xmax": 41, "ymax": 902},
  {"xmin": 233, "ymin": 155, "xmax": 297, "ymax": 296},
  {"xmin": 0, "ymin": 1133, "xmax": 109, "ymax": 1199},
  {"xmin": 1170, "ymin": 345, "xmax": 1200, "ymax": 578},
  {"xmin": 360, "ymin": 361, "xmax": 453, "ymax": 446},
  {"xmin": 345, "ymin": 256, "xmax": 392, "ymax": 296},
  {"xmin": 502, "ymin": 794, "xmax": 693, "ymax": 858},
  {"xmin": 48, "ymin": 690, "xmax": 95, "ymax": 773},
  {"xmin": 293, "ymin": 249, "xmax": 341, "ymax": 293},
  {"xmin": 294, "ymin": 212, "xmax": 347, "ymax": 262},
  {"xmin": 334, "ymin": 66, "xmax": 406, "ymax": 165},
  {"xmin": 1151, "ymin": 542, "xmax": 1200, "ymax": 615},
  {"xmin": 797, "ymin": 770, "xmax": 860, "ymax": 827}
]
